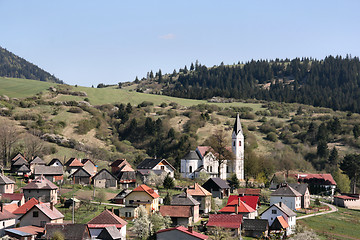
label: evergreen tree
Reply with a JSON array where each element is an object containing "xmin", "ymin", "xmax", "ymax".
[
  {"xmin": 317, "ymin": 140, "xmax": 329, "ymax": 159},
  {"xmin": 340, "ymin": 154, "xmax": 360, "ymax": 194},
  {"xmin": 328, "ymin": 146, "xmax": 339, "ymax": 166},
  {"xmin": 164, "ymin": 193, "xmax": 171, "ymax": 205},
  {"xmin": 126, "ymin": 103, "xmax": 133, "ymax": 113},
  {"xmin": 163, "ymin": 174, "xmax": 174, "ymax": 189},
  {"xmin": 229, "ymin": 174, "xmax": 240, "ymax": 189},
  {"xmin": 353, "ymin": 124, "xmax": 360, "ymax": 139}
]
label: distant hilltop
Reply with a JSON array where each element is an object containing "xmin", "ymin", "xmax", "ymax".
[{"xmin": 0, "ymin": 46, "xmax": 63, "ymax": 84}]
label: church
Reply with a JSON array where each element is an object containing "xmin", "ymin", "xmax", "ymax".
[{"xmin": 180, "ymin": 113, "xmax": 244, "ymax": 180}]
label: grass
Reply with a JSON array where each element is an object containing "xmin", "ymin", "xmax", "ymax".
[
  {"xmin": 0, "ymin": 77, "xmax": 54, "ymax": 98},
  {"xmin": 298, "ymin": 207, "xmax": 360, "ymax": 240}
]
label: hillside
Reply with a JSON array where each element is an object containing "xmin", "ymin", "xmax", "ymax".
[
  {"xmin": 136, "ymin": 56, "xmax": 360, "ymax": 113},
  {"xmin": 0, "ymin": 78, "xmax": 358, "ymax": 194},
  {"xmin": 0, "ymin": 46, "xmax": 63, "ymax": 83}
]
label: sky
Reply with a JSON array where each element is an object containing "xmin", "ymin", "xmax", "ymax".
[{"xmin": 1, "ymin": 1, "xmax": 360, "ymax": 87}]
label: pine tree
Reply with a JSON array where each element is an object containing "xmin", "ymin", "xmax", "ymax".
[
  {"xmin": 353, "ymin": 124, "xmax": 360, "ymax": 139},
  {"xmin": 317, "ymin": 140, "xmax": 329, "ymax": 159},
  {"xmin": 163, "ymin": 174, "xmax": 174, "ymax": 189},
  {"xmin": 328, "ymin": 147, "xmax": 338, "ymax": 166},
  {"xmin": 164, "ymin": 193, "xmax": 171, "ymax": 205}
]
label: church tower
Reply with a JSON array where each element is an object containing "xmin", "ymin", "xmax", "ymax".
[{"xmin": 232, "ymin": 113, "xmax": 244, "ymax": 180}]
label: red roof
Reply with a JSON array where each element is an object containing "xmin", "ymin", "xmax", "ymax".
[
  {"xmin": 220, "ymin": 198, "xmax": 255, "ymax": 213},
  {"xmin": 65, "ymin": 158, "xmax": 84, "ymax": 167},
  {"xmin": 13, "ymin": 198, "xmax": 39, "ymax": 215},
  {"xmin": 8, "ymin": 226, "xmax": 44, "ymax": 235},
  {"xmin": 197, "ymin": 146, "xmax": 213, "ymax": 157},
  {"xmin": 1, "ymin": 193, "xmax": 24, "ymax": 201},
  {"xmin": 160, "ymin": 205, "xmax": 192, "ymax": 218},
  {"xmin": 297, "ymin": 173, "xmax": 336, "ymax": 185},
  {"xmin": 334, "ymin": 195, "xmax": 358, "ymax": 200},
  {"xmin": 0, "ymin": 208, "xmax": 16, "ymax": 221},
  {"xmin": 237, "ymin": 188, "xmax": 261, "ymax": 196},
  {"xmin": 132, "ymin": 184, "xmax": 159, "ymax": 199},
  {"xmin": 3, "ymin": 203, "xmax": 18, "ymax": 213},
  {"xmin": 227, "ymin": 195, "xmax": 259, "ymax": 210},
  {"xmin": 87, "ymin": 209, "xmax": 127, "ymax": 228},
  {"xmin": 276, "ymin": 216, "xmax": 289, "ymax": 229},
  {"xmin": 157, "ymin": 226, "xmax": 208, "ymax": 240},
  {"xmin": 207, "ymin": 214, "xmax": 243, "ymax": 229}
]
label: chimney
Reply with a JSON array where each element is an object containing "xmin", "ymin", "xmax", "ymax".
[
  {"xmin": 188, "ymin": 226, "xmax": 193, "ymax": 233},
  {"xmin": 50, "ymin": 202, "xmax": 54, "ymax": 211}
]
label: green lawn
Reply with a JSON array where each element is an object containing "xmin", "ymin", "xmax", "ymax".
[
  {"xmin": 0, "ymin": 77, "xmax": 54, "ymax": 98},
  {"xmin": 298, "ymin": 207, "xmax": 360, "ymax": 240}
]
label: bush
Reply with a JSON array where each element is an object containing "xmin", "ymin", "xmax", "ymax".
[
  {"xmin": 138, "ymin": 101, "xmax": 154, "ymax": 108},
  {"xmin": 248, "ymin": 125, "xmax": 257, "ymax": 131},
  {"xmin": 160, "ymin": 102, "xmax": 168, "ymax": 108},
  {"xmin": 68, "ymin": 107, "xmax": 83, "ymax": 113},
  {"xmin": 267, "ymin": 132, "xmax": 278, "ymax": 142}
]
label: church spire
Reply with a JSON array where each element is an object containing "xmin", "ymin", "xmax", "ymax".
[{"xmin": 233, "ymin": 113, "xmax": 242, "ymax": 135}]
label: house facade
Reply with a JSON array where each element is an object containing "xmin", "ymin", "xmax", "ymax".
[
  {"xmin": 93, "ymin": 169, "xmax": 117, "ymax": 188},
  {"xmin": 270, "ymin": 184, "xmax": 302, "ymax": 210},
  {"xmin": 0, "ymin": 175, "xmax": 15, "ymax": 194},
  {"xmin": 186, "ymin": 183, "xmax": 212, "ymax": 213},
  {"xmin": 261, "ymin": 202, "xmax": 296, "ymax": 235},
  {"xmin": 333, "ymin": 194, "xmax": 360, "ymax": 209},
  {"xmin": 137, "ymin": 158, "xmax": 175, "ymax": 178},
  {"xmin": 70, "ymin": 168, "xmax": 91, "ymax": 185},
  {"xmin": 288, "ymin": 183, "xmax": 310, "ymax": 209},
  {"xmin": 207, "ymin": 214, "xmax": 243, "ymax": 237},
  {"xmin": 33, "ymin": 166, "xmax": 63, "ymax": 183},
  {"xmin": 19, "ymin": 203, "xmax": 63, "ymax": 228},
  {"xmin": 22, "ymin": 176, "xmax": 58, "ymax": 203},
  {"xmin": 202, "ymin": 178, "xmax": 230, "ymax": 199},
  {"xmin": 0, "ymin": 206, "xmax": 16, "ymax": 236}
]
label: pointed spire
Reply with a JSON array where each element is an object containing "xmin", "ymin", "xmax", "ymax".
[{"xmin": 233, "ymin": 113, "xmax": 243, "ymax": 135}]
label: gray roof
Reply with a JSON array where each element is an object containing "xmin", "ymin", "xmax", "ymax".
[
  {"xmin": 171, "ymin": 192, "xmax": 200, "ymax": 206},
  {"xmin": 209, "ymin": 177, "xmax": 230, "ymax": 189},
  {"xmin": 183, "ymin": 151, "xmax": 201, "ymax": 160},
  {"xmin": 243, "ymin": 219, "xmax": 269, "ymax": 231},
  {"xmin": 113, "ymin": 189, "xmax": 132, "ymax": 200},
  {"xmin": 44, "ymin": 224, "xmax": 90, "ymax": 240},
  {"xmin": 30, "ymin": 156, "xmax": 45, "ymax": 165},
  {"xmin": 117, "ymin": 171, "xmax": 136, "ymax": 181},
  {"xmin": 288, "ymin": 183, "xmax": 308, "ymax": 195},
  {"xmin": 70, "ymin": 168, "xmax": 91, "ymax": 177},
  {"xmin": 34, "ymin": 165, "xmax": 63, "ymax": 175},
  {"xmin": 0, "ymin": 174, "xmax": 15, "ymax": 185},
  {"xmin": 17, "ymin": 164, "xmax": 30, "ymax": 172},
  {"xmin": 98, "ymin": 225, "xmax": 122, "ymax": 240},
  {"xmin": 93, "ymin": 169, "xmax": 117, "ymax": 181},
  {"xmin": 273, "ymin": 202, "xmax": 296, "ymax": 217},
  {"xmin": 48, "ymin": 158, "xmax": 63, "ymax": 166},
  {"xmin": 137, "ymin": 158, "xmax": 175, "ymax": 170},
  {"xmin": 233, "ymin": 113, "xmax": 243, "ymax": 135},
  {"xmin": 271, "ymin": 184, "xmax": 302, "ymax": 197},
  {"xmin": 12, "ymin": 158, "xmax": 28, "ymax": 166}
]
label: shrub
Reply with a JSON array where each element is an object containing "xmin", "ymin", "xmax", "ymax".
[
  {"xmin": 160, "ymin": 102, "xmax": 168, "ymax": 108},
  {"xmin": 248, "ymin": 125, "xmax": 257, "ymax": 131},
  {"xmin": 267, "ymin": 132, "xmax": 278, "ymax": 142},
  {"xmin": 138, "ymin": 101, "xmax": 154, "ymax": 108},
  {"xmin": 68, "ymin": 107, "xmax": 83, "ymax": 113}
]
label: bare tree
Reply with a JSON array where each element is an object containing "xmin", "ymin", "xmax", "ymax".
[
  {"xmin": 24, "ymin": 130, "xmax": 44, "ymax": 160},
  {"xmin": 209, "ymin": 130, "xmax": 234, "ymax": 178},
  {"xmin": 0, "ymin": 120, "xmax": 19, "ymax": 167}
]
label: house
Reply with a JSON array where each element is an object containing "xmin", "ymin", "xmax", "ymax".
[
  {"xmin": 288, "ymin": 183, "xmax": 310, "ymax": 209},
  {"xmin": 22, "ymin": 176, "xmax": 58, "ymax": 203},
  {"xmin": 120, "ymin": 184, "xmax": 159, "ymax": 219},
  {"xmin": 227, "ymin": 195, "xmax": 260, "ymax": 211},
  {"xmin": 117, "ymin": 171, "xmax": 136, "ymax": 189},
  {"xmin": 110, "ymin": 159, "xmax": 134, "ymax": 175},
  {"xmin": 219, "ymin": 197, "xmax": 257, "ymax": 219},
  {"xmin": 333, "ymin": 194, "xmax": 360, "ymax": 209},
  {"xmin": 44, "ymin": 223, "xmax": 91, "ymax": 240},
  {"xmin": 168, "ymin": 192, "xmax": 200, "ymax": 224},
  {"xmin": 202, "ymin": 178, "xmax": 230, "ymax": 199},
  {"xmin": 87, "ymin": 209, "xmax": 127, "ymax": 239},
  {"xmin": 47, "ymin": 158, "xmax": 63, "ymax": 167},
  {"xmin": 156, "ymin": 226, "xmax": 208, "ymax": 240},
  {"xmin": 11, "ymin": 157, "xmax": 29, "ymax": 173},
  {"xmin": 64, "ymin": 158, "xmax": 84, "ymax": 175},
  {"xmin": 81, "ymin": 159, "xmax": 97, "ymax": 176},
  {"xmin": 13, "ymin": 198, "xmax": 40, "ymax": 219},
  {"xmin": 261, "ymin": 202, "xmax": 297, "ymax": 236},
  {"xmin": 29, "ymin": 156, "xmax": 46, "ymax": 173},
  {"xmin": 0, "ymin": 204, "xmax": 16, "ymax": 236},
  {"xmin": 186, "ymin": 183, "xmax": 212, "ymax": 213},
  {"xmin": 93, "ymin": 169, "xmax": 117, "ymax": 189},
  {"xmin": 137, "ymin": 158, "xmax": 175, "ymax": 178},
  {"xmin": 181, "ymin": 114, "xmax": 245, "ymax": 180},
  {"xmin": 111, "ymin": 190, "xmax": 131, "ymax": 204},
  {"xmin": 70, "ymin": 168, "xmax": 91, "ymax": 185},
  {"xmin": 12, "ymin": 153, "xmax": 27, "ymax": 164},
  {"xmin": 16, "ymin": 164, "xmax": 31, "ymax": 176},
  {"xmin": 237, "ymin": 188, "xmax": 261, "ymax": 196},
  {"xmin": 297, "ymin": 173, "xmax": 337, "ymax": 196},
  {"xmin": 242, "ymin": 219, "xmax": 269, "ymax": 238},
  {"xmin": 159, "ymin": 205, "xmax": 195, "ymax": 227},
  {"xmin": 19, "ymin": 202, "xmax": 63, "ymax": 227},
  {"xmin": 0, "ymin": 193, "xmax": 25, "ymax": 206},
  {"xmin": 0, "ymin": 174, "xmax": 15, "ymax": 194},
  {"xmin": 207, "ymin": 214, "xmax": 243, "ymax": 237},
  {"xmin": 97, "ymin": 225, "xmax": 122, "ymax": 240},
  {"xmin": 4, "ymin": 225, "xmax": 44, "ymax": 240},
  {"xmin": 33, "ymin": 166, "xmax": 63, "ymax": 183},
  {"xmin": 270, "ymin": 184, "xmax": 302, "ymax": 210},
  {"xmin": 64, "ymin": 198, "xmax": 81, "ymax": 209},
  {"xmin": 136, "ymin": 169, "xmax": 167, "ymax": 184}
]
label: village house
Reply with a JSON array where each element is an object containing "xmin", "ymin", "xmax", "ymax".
[
  {"xmin": 202, "ymin": 178, "xmax": 230, "ymax": 199},
  {"xmin": 207, "ymin": 214, "xmax": 243, "ymax": 237},
  {"xmin": 270, "ymin": 184, "xmax": 302, "ymax": 210},
  {"xmin": 156, "ymin": 226, "xmax": 208, "ymax": 240},
  {"xmin": 137, "ymin": 158, "xmax": 175, "ymax": 178},
  {"xmin": 242, "ymin": 219, "xmax": 269, "ymax": 238},
  {"xmin": 288, "ymin": 183, "xmax": 310, "ymax": 209},
  {"xmin": 47, "ymin": 158, "xmax": 63, "ymax": 167},
  {"xmin": 261, "ymin": 202, "xmax": 297, "ymax": 236},
  {"xmin": 12, "ymin": 153, "xmax": 27, "ymax": 163},
  {"xmin": 22, "ymin": 176, "xmax": 58, "ymax": 203},
  {"xmin": 237, "ymin": 188, "xmax": 261, "ymax": 196},
  {"xmin": 29, "ymin": 156, "xmax": 46, "ymax": 173},
  {"xmin": 110, "ymin": 159, "xmax": 136, "ymax": 188},
  {"xmin": 11, "ymin": 157, "xmax": 29, "ymax": 173},
  {"xmin": 0, "ymin": 204, "xmax": 16, "ymax": 236},
  {"xmin": 297, "ymin": 173, "xmax": 337, "ymax": 196},
  {"xmin": 186, "ymin": 183, "xmax": 212, "ymax": 213},
  {"xmin": 120, "ymin": 184, "xmax": 159, "ymax": 219},
  {"xmin": 4, "ymin": 225, "xmax": 44, "ymax": 240},
  {"xmin": 33, "ymin": 165, "xmax": 63, "ymax": 183},
  {"xmin": 16, "ymin": 164, "xmax": 31, "ymax": 176},
  {"xmin": 0, "ymin": 175, "xmax": 15, "ymax": 194},
  {"xmin": 110, "ymin": 159, "xmax": 134, "ymax": 175},
  {"xmin": 0, "ymin": 193, "xmax": 25, "ymax": 206},
  {"xmin": 333, "ymin": 194, "xmax": 360, "ymax": 209},
  {"xmin": 93, "ymin": 169, "xmax": 117, "ymax": 189},
  {"xmin": 44, "ymin": 223, "xmax": 91, "ymax": 240},
  {"xmin": 227, "ymin": 194, "xmax": 260, "ymax": 212},
  {"xmin": 64, "ymin": 158, "xmax": 84, "ymax": 175},
  {"xmin": 13, "ymin": 198, "xmax": 40, "ymax": 221},
  {"xmin": 81, "ymin": 159, "xmax": 97, "ymax": 176},
  {"xmin": 70, "ymin": 168, "xmax": 92, "ymax": 185},
  {"xmin": 87, "ymin": 209, "xmax": 127, "ymax": 239},
  {"xmin": 111, "ymin": 189, "xmax": 131, "ymax": 205},
  {"xmin": 219, "ymin": 197, "xmax": 257, "ymax": 219},
  {"xmin": 19, "ymin": 202, "xmax": 63, "ymax": 227}
]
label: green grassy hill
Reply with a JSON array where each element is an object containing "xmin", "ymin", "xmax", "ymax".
[{"xmin": 0, "ymin": 77, "xmax": 54, "ymax": 98}]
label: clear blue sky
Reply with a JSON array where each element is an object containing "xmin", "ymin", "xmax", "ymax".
[{"xmin": 1, "ymin": 0, "xmax": 360, "ymax": 86}]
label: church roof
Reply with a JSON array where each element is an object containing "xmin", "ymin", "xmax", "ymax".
[
  {"xmin": 183, "ymin": 151, "xmax": 201, "ymax": 160},
  {"xmin": 233, "ymin": 113, "xmax": 243, "ymax": 135}
]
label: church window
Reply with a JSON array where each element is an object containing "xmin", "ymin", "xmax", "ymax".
[
  {"xmin": 207, "ymin": 166, "xmax": 209, "ymax": 171},
  {"xmin": 226, "ymin": 166, "xmax": 230, "ymax": 173},
  {"xmin": 233, "ymin": 141, "xmax": 235, "ymax": 146},
  {"xmin": 239, "ymin": 141, "xmax": 241, "ymax": 146},
  {"xmin": 189, "ymin": 166, "xmax": 193, "ymax": 173},
  {"xmin": 210, "ymin": 166, "xmax": 212, "ymax": 172}
]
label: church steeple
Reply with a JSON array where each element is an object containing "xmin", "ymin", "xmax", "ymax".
[
  {"xmin": 231, "ymin": 113, "xmax": 244, "ymax": 180},
  {"xmin": 233, "ymin": 113, "xmax": 243, "ymax": 135}
]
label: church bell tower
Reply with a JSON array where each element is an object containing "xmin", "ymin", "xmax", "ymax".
[{"xmin": 232, "ymin": 113, "xmax": 244, "ymax": 180}]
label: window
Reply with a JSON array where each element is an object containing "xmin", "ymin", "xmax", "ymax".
[
  {"xmin": 210, "ymin": 166, "xmax": 212, "ymax": 172},
  {"xmin": 207, "ymin": 166, "xmax": 209, "ymax": 171},
  {"xmin": 161, "ymin": 166, "xmax": 165, "ymax": 170},
  {"xmin": 233, "ymin": 141, "xmax": 235, "ymax": 146},
  {"xmin": 239, "ymin": 141, "xmax": 241, "ymax": 146},
  {"xmin": 226, "ymin": 166, "xmax": 230, "ymax": 173},
  {"xmin": 272, "ymin": 210, "xmax": 277, "ymax": 214},
  {"xmin": 129, "ymin": 200, "xmax": 134, "ymax": 204},
  {"xmin": 125, "ymin": 212, "xmax": 131, "ymax": 218},
  {"xmin": 33, "ymin": 211, "xmax": 39, "ymax": 218},
  {"xmin": 189, "ymin": 166, "xmax": 193, "ymax": 173}
]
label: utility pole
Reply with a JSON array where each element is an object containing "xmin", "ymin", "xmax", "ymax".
[{"xmin": 72, "ymin": 193, "xmax": 75, "ymax": 223}]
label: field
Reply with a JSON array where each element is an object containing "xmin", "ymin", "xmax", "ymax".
[
  {"xmin": 298, "ymin": 207, "xmax": 360, "ymax": 240},
  {"xmin": 0, "ymin": 77, "xmax": 54, "ymax": 98}
]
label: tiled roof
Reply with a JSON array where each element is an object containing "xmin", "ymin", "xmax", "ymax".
[
  {"xmin": 334, "ymin": 195, "xmax": 359, "ymax": 200},
  {"xmin": 196, "ymin": 146, "xmax": 212, "ymax": 158},
  {"xmin": 298, "ymin": 173, "xmax": 337, "ymax": 185},
  {"xmin": 270, "ymin": 216, "xmax": 289, "ymax": 230},
  {"xmin": 137, "ymin": 158, "xmax": 175, "ymax": 170},
  {"xmin": 81, "ymin": 159, "xmax": 95, "ymax": 165},
  {"xmin": 157, "ymin": 226, "xmax": 208, "ymax": 240},
  {"xmin": 132, "ymin": 184, "xmax": 159, "ymax": 199},
  {"xmin": 5, "ymin": 226, "xmax": 43, "ymax": 236},
  {"xmin": 171, "ymin": 192, "xmax": 200, "ymax": 206},
  {"xmin": 30, "ymin": 156, "xmax": 45, "ymax": 165},
  {"xmin": 237, "ymin": 188, "xmax": 261, "ymax": 196},
  {"xmin": 112, "ymin": 189, "xmax": 132, "ymax": 200},
  {"xmin": 271, "ymin": 184, "xmax": 302, "ymax": 197},
  {"xmin": 1, "ymin": 193, "xmax": 24, "ymax": 202},
  {"xmin": 0, "ymin": 208, "xmax": 16, "ymax": 221},
  {"xmin": 70, "ymin": 167, "xmax": 91, "ymax": 177},
  {"xmin": 87, "ymin": 209, "xmax": 127, "ymax": 228},
  {"xmin": 207, "ymin": 178, "xmax": 230, "ymax": 189},
  {"xmin": 187, "ymin": 183, "xmax": 212, "ymax": 197},
  {"xmin": 227, "ymin": 195, "xmax": 259, "ymax": 210},
  {"xmin": 98, "ymin": 226, "xmax": 122, "ymax": 240},
  {"xmin": 34, "ymin": 203, "xmax": 64, "ymax": 220},
  {"xmin": 22, "ymin": 176, "xmax": 58, "ymax": 190},
  {"xmin": 12, "ymin": 157, "xmax": 29, "ymax": 166},
  {"xmin": 34, "ymin": 165, "xmax": 63, "ymax": 175},
  {"xmin": 3, "ymin": 203, "xmax": 18, "ymax": 213},
  {"xmin": 160, "ymin": 205, "xmax": 192, "ymax": 218},
  {"xmin": 219, "ymin": 198, "xmax": 255, "ymax": 213},
  {"xmin": 110, "ymin": 159, "xmax": 128, "ymax": 168},
  {"xmin": 93, "ymin": 169, "xmax": 117, "ymax": 181},
  {"xmin": 13, "ymin": 198, "xmax": 39, "ymax": 215},
  {"xmin": 183, "ymin": 150, "xmax": 202, "ymax": 160},
  {"xmin": 17, "ymin": 164, "xmax": 31, "ymax": 172},
  {"xmin": 207, "ymin": 214, "xmax": 243, "ymax": 229},
  {"xmin": 288, "ymin": 183, "xmax": 308, "ymax": 195},
  {"xmin": 65, "ymin": 158, "xmax": 84, "ymax": 167},
  {"xmin": 45, "ymin": 223, "xmax": 90, "ymax": 240},
  {"xmin": 0, "ymin": 174, "xmax": 15, "ymax": 184},
  {"xmin": 242, "ymin": 219, "xmax": 269, "ymax": 231},
  {"xmin": 12, "ymin": 153, "xmax": 26, "ymax": 162},
  {"xmin": 268, "ymin": 203, "xmax": 296, "ymax": 217}
]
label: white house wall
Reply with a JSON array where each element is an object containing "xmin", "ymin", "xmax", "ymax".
[{"xmin": 270, "ymin": 196, "xmax": 301, "ymax": 210}]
